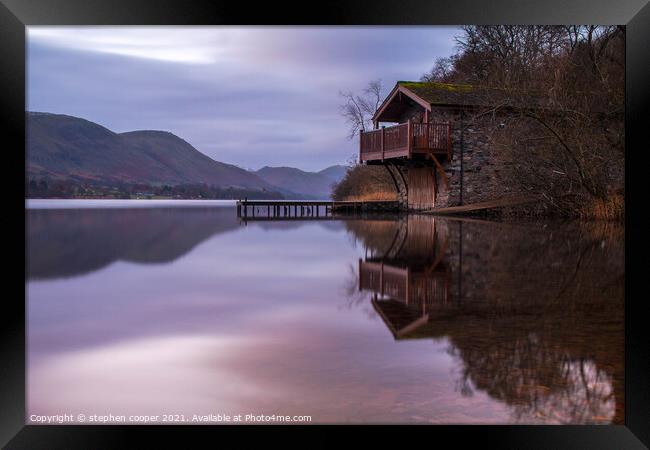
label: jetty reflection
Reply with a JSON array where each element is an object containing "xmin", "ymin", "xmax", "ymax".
[{"xmin": 349, "ymin": 216, "xmax": 624, "ymax": 424}]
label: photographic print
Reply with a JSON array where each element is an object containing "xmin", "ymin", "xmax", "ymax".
[{"xmin": 25, "ymin": 25, "xmax": 625, "ymax": 426}]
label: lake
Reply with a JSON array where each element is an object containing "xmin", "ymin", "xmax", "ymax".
[{"xmin": 26, "ymin": 200, "xmax": 624, "ymax": 424}]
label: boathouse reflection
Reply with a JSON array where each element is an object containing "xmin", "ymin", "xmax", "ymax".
[
  {"xmin": 358, "ymin": 217, "xmax": 452, "ymax": 338},
  {"xmin": 349, "ymin": 216, "xmax": 624, "ymax": 424}
]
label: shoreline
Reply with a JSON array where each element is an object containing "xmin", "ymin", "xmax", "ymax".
[{"xmin": 25, "ymin": 197, "xmax": 625, "ymax": 223}]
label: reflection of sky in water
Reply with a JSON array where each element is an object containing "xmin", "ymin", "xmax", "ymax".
[{"xmin": 27, "ymin": 202, "xmax": 622, "ymax": 424}]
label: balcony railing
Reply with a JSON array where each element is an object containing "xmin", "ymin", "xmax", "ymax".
[{"xmin": 360, "ymin": 121, "xmax": 451, "ymax": 162}]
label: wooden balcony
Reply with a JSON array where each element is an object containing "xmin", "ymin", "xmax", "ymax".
[{"xmin": 359, "ymin": 121, "xmax": 451, "ymax": 163}]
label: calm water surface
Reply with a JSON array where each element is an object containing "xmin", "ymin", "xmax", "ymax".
[{"xmin": 26, "ymin": 200, "xmax": 624, "ymax": 424}]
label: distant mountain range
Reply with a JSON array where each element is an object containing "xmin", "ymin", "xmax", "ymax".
[
  {"xmin": 253, "ymin": 165, "xmax": 347, "ymax": 200},
  {"xmin": 27, "ymin": 112, "xmax": 348, "ymax": 199}
]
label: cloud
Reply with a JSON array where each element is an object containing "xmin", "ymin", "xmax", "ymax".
[{"xmin": 27, "ymin": 26, "xmax": 460, "ymax": 171}]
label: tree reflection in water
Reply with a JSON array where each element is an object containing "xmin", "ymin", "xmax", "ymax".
[{"xmin": 346, "ymin": 216, "xmax": 624, "ymax": 424}]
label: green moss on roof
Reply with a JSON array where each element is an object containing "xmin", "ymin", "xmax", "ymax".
[
  {"xmin": 396, "ymin": 81, "xmax": 486, "ymax": 106},
  {"xmin": 396, "ymin": 81, "xmax": 553, "ymax": 111},
  {"xmin": 397, "ymin": 81, "xmax": 475, "ymax": 92}
]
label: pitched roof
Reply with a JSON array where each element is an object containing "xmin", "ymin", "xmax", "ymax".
[
  {"xmin": 373, "ymin": 81, "xmax": 548, "ymax": 122},
  {"xmin": 396, "ymin": 81, "xmax": 488, "ymax": 107}
]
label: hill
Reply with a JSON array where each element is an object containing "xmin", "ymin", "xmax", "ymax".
[
  {"xmin": 27, "ymin": 112, "xmax": 278, "ymax": 195},
  {"xmin": 254, "ymin": 166, "xmax": 344, "ymax": 199},
  {"xmin": 318, "ymin": 165, "xmax": 348, "ymax": 184}
]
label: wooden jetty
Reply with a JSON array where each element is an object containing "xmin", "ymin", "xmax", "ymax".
[{"xmin": 236, "ymin": 199, "xmax": 399, "ymax": 220}]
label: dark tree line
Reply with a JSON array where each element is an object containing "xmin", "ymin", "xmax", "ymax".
[
  {"xmin": 421, "ymin": 25, "xmax": 624, "ymax": 218},
  {"xmin": 26, "ymin": 178, "xmax": 284, "ymax": 200}
]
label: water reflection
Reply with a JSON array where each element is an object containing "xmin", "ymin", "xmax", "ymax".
[
  {"xmin": 27, "ymin": 203, "xmax": 624, "ymax": 424},
  {"xmin": 349, "ymin": 216, "xmax": 624, "ymax": 424},
  {"xmin": 26, "ymin": 207, "xmax": 239, "ymax": 279}
]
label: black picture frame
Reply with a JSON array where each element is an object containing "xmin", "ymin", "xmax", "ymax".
[{"xmin": 2, "ymin": 0, "xmax": 648, "ymax": 448}]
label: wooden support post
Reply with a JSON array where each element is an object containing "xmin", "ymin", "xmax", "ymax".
[
  {"xmin": 237, "ymin": 201, "xmax": 241, "ymax": 217},
  {"xmin": 429, "ymin": 153, "xmax": 449, "ymax": 189},
  {"xmin": 381, "ymin": 126, "xmax": 385, "ymax": 161},
  {"xmin": 406, "ymin": 117, "xmax": 413, "ymax": 158},
  {"xmin": 425, "ymin": 117, "xmax": 430, "ymax": 150},
  {"xmin": 358, "ymin": 259, "xmax": 363, "ymax": 290},
  {"xmin": 380, "ymin": 262, "xmax": 384, "ymax": 297},
  {"xmin": 447, "ymin": 122, "xmax": 452, "ymax": 160}
]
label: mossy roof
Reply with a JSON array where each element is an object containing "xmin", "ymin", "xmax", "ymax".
[
  {"xmin": 396, "ymin": 81, "xmax": 544, "ymax": 109},
  {"xmin": 398, "ymin": 81, "xmax": 478, "ymax": 105}
]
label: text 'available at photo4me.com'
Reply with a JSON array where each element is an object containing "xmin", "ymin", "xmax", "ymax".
[{"xmin": 29, "ymin": 413, "xmax": 314, "ymax": 424}]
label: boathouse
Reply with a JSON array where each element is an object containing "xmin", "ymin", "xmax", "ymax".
[{"xmin": 360, "ymin": 81, "xmax": 530, "ymax": 211}]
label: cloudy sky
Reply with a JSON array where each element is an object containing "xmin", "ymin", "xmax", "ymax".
[{"xmin": 28, "ymin": 27, "xmax": 460, "ymax": 171}]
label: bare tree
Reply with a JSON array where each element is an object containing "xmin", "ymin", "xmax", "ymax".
[
  {"xmin": 420, "ymin": 56, "xmax": 457, "ymax": 82},
  {"xmin": 443, "ymin": 25, "xmax": 624, "ymax": 217},
  {"xmin": 339, "ymin": 79, "xmax": 384, "ymax": 139}
]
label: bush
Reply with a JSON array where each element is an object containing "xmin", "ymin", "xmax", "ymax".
[{"xmin": 331, "ymin": 165, "xmax": 396, "ymax": 201}]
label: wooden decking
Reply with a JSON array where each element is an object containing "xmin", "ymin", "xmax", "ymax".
[
  {"xmin": 236, "ymin": 199, "xmax": 400, "ymax": 221},
  {"xmin": 360, "ymin": 121, "xmax": 451, "ymax": 163}
]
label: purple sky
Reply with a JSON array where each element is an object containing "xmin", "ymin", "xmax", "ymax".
[{"xmin": 27, "ymin": 27, "xmax": 460, "ymax": 171}]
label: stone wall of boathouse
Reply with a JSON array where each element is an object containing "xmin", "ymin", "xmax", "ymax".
[{"xmin": 395, "ymin": 107, "xmax": 518, "ymax": 210}]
